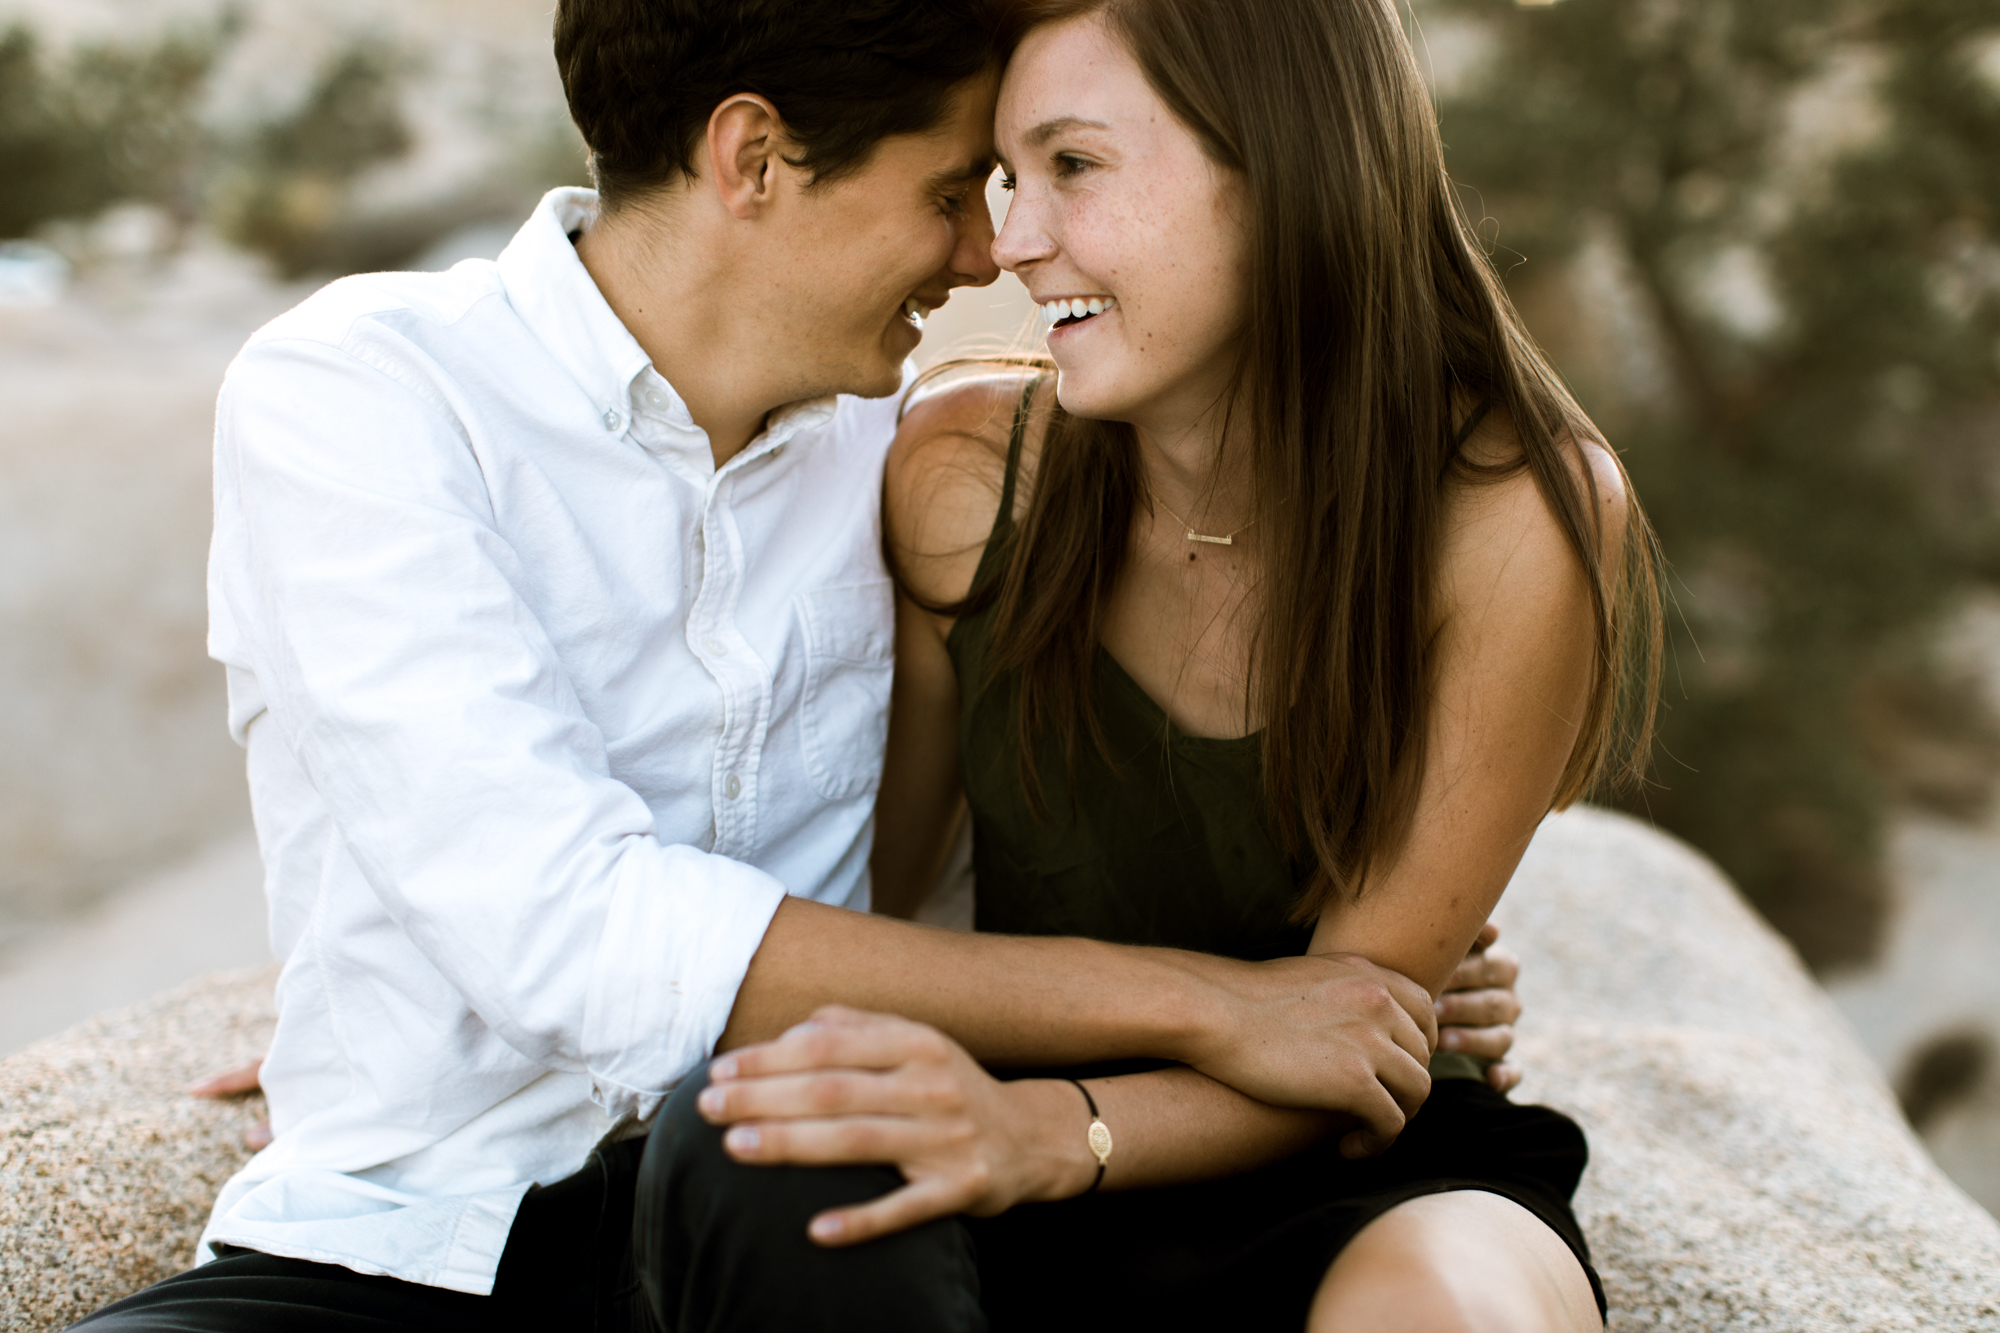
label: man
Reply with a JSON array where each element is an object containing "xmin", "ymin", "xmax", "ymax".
[{"xmin": 75, "ymin": 2, "xmax": 1504, "ymax": 1328}]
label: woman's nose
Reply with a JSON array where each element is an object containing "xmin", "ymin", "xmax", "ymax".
[{"xmin": 991, "ymin": 192, "xmax": 1055, "ymax": 274}]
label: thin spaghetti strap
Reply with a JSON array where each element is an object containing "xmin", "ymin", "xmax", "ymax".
[
  {"xmin": 958, "ymin": 374, "xmax": 1042, "ymax": 607},
  {"xmin": 1453, "ymin": 398, "xmax": 1494, "ymax": 448},
  {"xmin": 993, "ymin": 374, "xmax": 1038, "ymax": 538}
]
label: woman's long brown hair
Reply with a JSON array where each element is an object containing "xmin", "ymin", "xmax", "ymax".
[{"xmin": 942, "ymin": 0, "xmax": 1662, "ymax": 919}]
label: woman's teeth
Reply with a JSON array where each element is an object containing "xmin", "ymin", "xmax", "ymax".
[
  {"xmin": 1040, "ymin": 297, "xmax": 1114, "ymax": 327},
  {"xmin": 902, "ymin": 298, "xmax": 927, "ymax": 330}
]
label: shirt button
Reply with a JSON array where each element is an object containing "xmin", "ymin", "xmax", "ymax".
[
  {"xmin": 725, "ymin": 774, "xmax": 742, "ymax": 800},
  {"xmin": 706, "ymin": 636, "xmax": 728, "ymax": 655},
  {"xmin": 602, "ymin": 408, "xmax": 624, "ymax": 432}
]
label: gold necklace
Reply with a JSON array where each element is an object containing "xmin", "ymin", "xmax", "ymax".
[{"xmin": 1152, "ymin": 495, "xmax": 1257, "ymax": 546}]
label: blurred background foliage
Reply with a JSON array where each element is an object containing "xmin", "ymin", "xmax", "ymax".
[
  {"xmin": 0, "ymin": 15, "xmax": 585, "ymax": 277},
  {"xmin": 210, "ymin": 39, "xmax": 414, "ymax": 276},
  {"xmin": 1423, "ymin": 0, "xmax": 2000, "ymax": 972},
  {"xmin": 0, "ymin": 22, "xmax": 225, "ymax": 241}
]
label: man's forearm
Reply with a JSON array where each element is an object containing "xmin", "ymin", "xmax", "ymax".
[{"xmin": 719, "ymin": 897, "xmax": 1225, "ymax": 1068}]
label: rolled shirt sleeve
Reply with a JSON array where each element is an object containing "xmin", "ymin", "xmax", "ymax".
[{"xmin": 214, "ymin": 334, "xmax": 784, "ymax": 1117}]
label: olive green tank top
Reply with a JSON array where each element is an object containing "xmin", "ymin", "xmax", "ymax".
[{"xmin": 945, "ymin": 380, "xmax": 1487, "ymax": 1079}]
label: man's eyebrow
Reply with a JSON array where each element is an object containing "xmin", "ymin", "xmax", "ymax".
[{"xmin": 1024, "ymin": 116, "xmax": 1111, "ymax": 147}]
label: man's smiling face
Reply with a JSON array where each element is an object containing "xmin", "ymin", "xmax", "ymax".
[{"xmin": 756, "ymin": 70, "xmax": 1004, "ymax": 401}]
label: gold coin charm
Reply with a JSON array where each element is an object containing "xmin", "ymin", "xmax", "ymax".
[
  {"xmin": 1067, "ymin": 1078, "xmax": 1113, "ymax": 1193},
  {"xmin": 1087, "ymin": 1118, "xmax": 1114, "ymax": 1166}
]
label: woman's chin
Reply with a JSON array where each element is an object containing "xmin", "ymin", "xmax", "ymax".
[{"xmin": 1051, "ymin": 370, "xmax": 1141, "ymax": 424}]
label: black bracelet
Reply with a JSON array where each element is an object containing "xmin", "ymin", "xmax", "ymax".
[{"xmin": 1066, "ymin": 1077, "xmax": 1113, "ymax": 1194}]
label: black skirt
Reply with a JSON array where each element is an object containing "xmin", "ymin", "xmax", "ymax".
[{"xmin": 967, "ymin": 1079, "xmax": 1606, "ymax": 1331}]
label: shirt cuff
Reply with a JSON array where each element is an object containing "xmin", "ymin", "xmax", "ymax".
[{"xmin": 579, "ymin": 842, "xmax": 788, "ymax": 1120}]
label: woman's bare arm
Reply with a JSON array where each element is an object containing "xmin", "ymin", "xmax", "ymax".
[
  {"xmin": 868, "ymin": 587, "xmax": 971, "ymax": 920},
  {"xmin": 866, "ymin": 371, "xmax": 1022, "ymax": 917},
  {"xmin": 1305, "ymin": 419, "xmax": 1630, "ymax": 995}
]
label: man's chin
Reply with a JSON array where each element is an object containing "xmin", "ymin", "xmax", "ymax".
[
  {"xmin": 804, "ymin": 330, "xmax": 917, "ymax": 403},
  {"xmin": 841, "ymin": 346, "xmax": 916, "ymax": 400}
]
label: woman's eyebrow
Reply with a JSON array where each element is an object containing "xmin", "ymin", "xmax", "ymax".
[{"xmin": 1024, "ymin": 115, "xmax": 1112, "ymax": 147}]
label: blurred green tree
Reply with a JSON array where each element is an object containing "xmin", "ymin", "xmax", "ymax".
[
  {"xmin": 210, "ymin": 41, "xmax": 415, "ymax": 276},
  {"xmin": 0, "ymin": 22, "xmax": 225, "ymax": 239},
  {"xmin": 0, "ymin": 23, "xmax": 420, "ymax": 275},
  {"xmin": 1424, "ymin": 0, "xmax": 2000, "ymax": 970}
]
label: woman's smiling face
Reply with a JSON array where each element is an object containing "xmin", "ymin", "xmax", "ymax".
[{"xmin": 994, "ymin": 12, "xmax": 1250, "ymax": 433}]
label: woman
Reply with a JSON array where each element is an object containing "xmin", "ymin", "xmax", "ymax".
[{"xmin": 693, "ymin": 0, "xmax": 1659, "ymax": 1328}]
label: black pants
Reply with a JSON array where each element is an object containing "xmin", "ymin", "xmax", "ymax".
[
  {"xmin": 75, "ymin": 1073, "xmax": 1601, "ymax": 1332},
  {"xmin": 70, "ymin": 1067, "xmax": 985, "ymax": 1333}
]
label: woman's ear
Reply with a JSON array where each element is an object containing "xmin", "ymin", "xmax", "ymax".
[{"xmin": 705, "ymin": 93, "xmax": 788, "ymax": 220}]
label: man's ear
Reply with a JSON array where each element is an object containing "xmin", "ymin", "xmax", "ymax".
[{"xmin": 706, "ymin": 94, "xmax": 789, "ymax": 220}]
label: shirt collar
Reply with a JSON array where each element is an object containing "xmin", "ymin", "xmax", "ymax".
[
  {"xmin": 498, "ymin": 188, "xmax": 838, "ymax": 475},
  {"xmin": 498, "ymin": 189, "xmax": 652, "ymax": 437}
]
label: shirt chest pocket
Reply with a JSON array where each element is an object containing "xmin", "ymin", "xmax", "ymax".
[{"xmin": 794, "ymin": 581, "xmax": 895, "ymax": 800}]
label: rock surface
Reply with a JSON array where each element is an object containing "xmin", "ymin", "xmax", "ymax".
[
  {"xmin": 5, "ymin": 808, "xmax": 1999, "ymax": 1330},
  {"xmin": 0, "ymin": 968, "xmax": 274, "ymax": 1332},
  {"xmin": 1495, "ymin": 808, "xmax": 2000, "ymax": 1331}
]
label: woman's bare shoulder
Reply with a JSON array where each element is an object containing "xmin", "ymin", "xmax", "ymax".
[
  {"xmin": 891, "ymin": 371, "xmax": 1030, "ymax": 484},
  {"xmin": 886, "ymin": 368, "xmax": 1045, "ymax": 608},
  {"xmin": 1441, "ymin": 401, "xmax": 1630, "ymax": 624}
]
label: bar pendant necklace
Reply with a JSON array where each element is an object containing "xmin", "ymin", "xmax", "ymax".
[{"xmin": 1153, "ymin": 496, "xmax": 1256, "ymax": 546}]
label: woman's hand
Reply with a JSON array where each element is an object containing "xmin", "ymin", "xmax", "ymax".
[
  {"xmin": 1188, "ymin": 949, "xmax": 1436, "ymax": 1144},
  {"xmin": 189, "ymin": 1056, "xmax": 274, "ymax": 1151},
  {"xmin": 1438, "ymin": 922, "xmax": 1524, "ymax": 1095},
  {"xmin": 700, "ymin": 1006, "xmax": 1094, "ymax": 1247}
]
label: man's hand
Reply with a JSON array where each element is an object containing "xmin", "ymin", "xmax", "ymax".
[
  {"xmin": 190, "ymin": 1058, "xmax": 273, "ymax": 1151},
  {"xmin": 1438, "ymin": 922, "xmax": 1523, "ymax": 1094},
  {"xmin": 1182, "ymin": 950, "xmax": 1436, "ymax": 1155},
  {"xmin": 700, "ymin": 1008, "xmax": 1087, "ymax": 1247}
]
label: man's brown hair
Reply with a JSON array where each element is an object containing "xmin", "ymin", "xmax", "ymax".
[{"xmin": 554, "ymin": 0, "xmax": 1009, "ymax": 210}]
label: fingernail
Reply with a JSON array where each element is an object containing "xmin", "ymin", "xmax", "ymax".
[
  {"xmin": 1433, "ymin": 1000, "xmax": 1445, "ymax": 1014},
  {"xmin": 710, "ymin": 1056, "xmax": 737, "ymax": 1081},
  {"xmin": 725, "ymin": 1126, "xmax": 759, "ymax": 1153},
  {"xmin": 1442, "ymin": 1030, "xmax": 1460, "ymax": 1050},
  {"xmin": 697, "ymin": 1087, "xmax": 724, "ymax": 1116},
  {"xmin": 810, "ymin": 1215, "xmax": 844, "ymax": 1241}
]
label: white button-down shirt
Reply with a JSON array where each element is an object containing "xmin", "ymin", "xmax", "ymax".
[{"xmin": 199, "ymin": 189, "xmax": 902, "ymax": 1294}]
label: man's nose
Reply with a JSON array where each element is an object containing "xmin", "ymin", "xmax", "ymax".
[{"xmin": 953, "ymin": 190, "xmax": 1003, "ymax": 289}]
